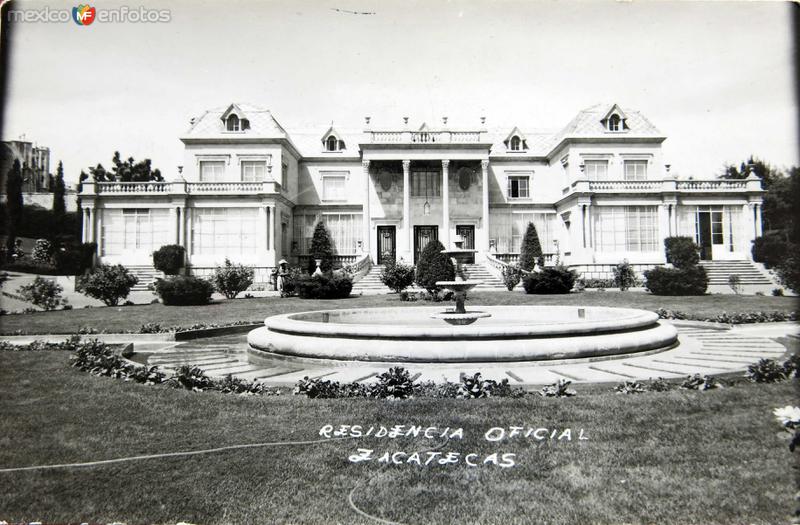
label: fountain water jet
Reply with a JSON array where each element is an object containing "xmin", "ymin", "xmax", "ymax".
[{"xmin": 430, "ymin": 237, "xmax": 491, "ymax": 325}]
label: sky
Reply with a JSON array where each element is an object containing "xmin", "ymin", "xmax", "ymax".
[{"xmin": 2, "ymin": 0, "xmax": 798, "ymax": 185}]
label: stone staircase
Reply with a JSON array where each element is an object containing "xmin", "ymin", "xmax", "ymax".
[
  {"xmin": 698, "ymin": 260, "xmax": 775, "ymax": 286},
  {"xmin": 351, "ymin": 262, "xmax": 507, "ymax": 294},
  {"xmin": 126, "ymin": 265, "xmax": 164, "ymax": 292},
  {"xmin": 461, "ymin": 263, "xmax": 507, "ymax": 291},
  {"xmin": 352, "ymin": 265, "xmax": 391, "ymax": 294}
]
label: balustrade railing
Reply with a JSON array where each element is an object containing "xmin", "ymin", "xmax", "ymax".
[
  {"xmin": 96, "ymin": 182, "xmax": 169, "ymax": 194},
  {"xmin": 187, "ymin": 181, "xmax": 264, "ymax": 194},
  {"xmin": 676, "ymin": 180, "xmax": 747, "ymax": 191},
  {"xmin": 343, "ymin": 252, "xmax": 372, "ymax": 282},
  {"xmin": 588, "ymin": 180, "xmax": 662, "ymax": 191},
  {"xmin": 91, "ymin": 181, "xmax": 277, "ymax": 195},
  {"xmin": 296, "ymin": 254, "xmax": 359, "ymax": 270},
  {"xmin": 368, "ymin": 130, "xmax": 483, "ymax": 144}
]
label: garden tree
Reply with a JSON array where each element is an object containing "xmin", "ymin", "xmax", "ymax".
[
  {"xmin": 152, "ymin": 245, "xmax": 186, "ymax": 275},
  {"xmin": 308, "ymin": 221, "xmax": 335, "ymax": 274},
  {"xmin": 721, "ymin": 156, "xmax": 781, "ymax": 188},
  {"xmin": 415, "ymin": 239, "xmax": 455, "ymax": 293},
  {"xmin": 518, "ymin": 222, "xmax": 543, "ymax": 271},
  {"xmin": 5, "ymin": 159, "xmax": 23, "ymax": 252},
  {"xmin": 110, "ymin": 151, "xmax": 163, "ymax": 182},
  {"xmin": 721, "ymin": 156, "xmax": 794, "ymax": 233},
  {"xmin": 76, "ymin": 264, "xmax": 138, "ymax": 306},
  {"xmin": 212, "ymin": 258, "xmax": 255, "ymax": 299},
  {"xmin": 52, "ymin": 161, "xmax": 66, "ymax": 228}
]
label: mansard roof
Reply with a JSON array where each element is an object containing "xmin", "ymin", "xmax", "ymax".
[
  {"xmin": 181, "ymin": 103, "xmax": 289, "ymax": 140},
  {"xmin": 553, "ymin": 103, "xmax": 663, "ymax": 142}
]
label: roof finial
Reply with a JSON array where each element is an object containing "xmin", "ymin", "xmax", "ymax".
[{"xmin": 480, "ymin": 116, "xmax": 486, "ymax": 125}]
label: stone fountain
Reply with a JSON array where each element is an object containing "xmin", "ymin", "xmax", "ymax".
[{"xmin": 430, "ymin": 237, "xmax": 492, "ymax": 326}]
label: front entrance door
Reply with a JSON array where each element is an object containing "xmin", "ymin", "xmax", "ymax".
[
  {"xmin": 377, "ymin": 226, "xmax": 396, "ymax": 265},
  {"xmin": 455, "ymin": 225, "xmax": 475, "ymax": 264},
  {"xmin": 697, "ymin": 211, "xmax": 713, "ymax": 261},
  {"xmin": 414, "ymin": 225, "xmax": 438, "ymax": 264}
]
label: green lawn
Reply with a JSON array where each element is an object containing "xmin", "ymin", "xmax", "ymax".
[
  {"xmin": 1, "ymin": 291, "xmax": 797, "ymax": 334},
  {"xmin": 1, "ymin": 350, "xmax": 797, "ymax": 524}
]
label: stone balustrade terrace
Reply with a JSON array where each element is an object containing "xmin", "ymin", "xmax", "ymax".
[
  {"xmin": 368, "ymin": 130, "xmax": 485, "ymax": 144},
  {"xmin": 82, "ymin": 180, "xmax": 282, "ymax": 196},
  {"xmin": 561, "ymin": 177, "xmax": 762, "ymax": 196}
]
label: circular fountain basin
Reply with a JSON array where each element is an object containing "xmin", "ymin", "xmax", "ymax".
[{"xmin": 247, "ymin": 305, "xmax": 678, "ymax": 363}]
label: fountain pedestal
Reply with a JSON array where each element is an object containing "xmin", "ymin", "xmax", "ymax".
[{"xmin": 431, "ymin": 239, "xmax": 491, "ymax": 325}]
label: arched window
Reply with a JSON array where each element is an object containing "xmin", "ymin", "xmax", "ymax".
[
  {"xmin": 510, "ymin": 135, "xmax": 521, "ymax": 151},
  {"xmin": 226, "ymin": 114, "xmax": 240, "ymax": 132},
  {"xmin": 326, "ymin": 135, "xmax": 339, "ymax": 152},
  {"xmin": 608, "ymin": 114, "xmax": 620, "ymax": 132}
]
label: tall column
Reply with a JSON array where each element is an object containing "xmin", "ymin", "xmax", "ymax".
[
  {"xmin": 402, "ymin": 160, "xmax": 411, "ymax": 260},
  {"xmin": 257, "ymin": 206, "xmax": 267, "ymax": 253},
  {"xmin": 362, "ymin": 160, "xmax": 371, "ymax": 256},
  {"xmin": 442, "ymin": 160, "xmax": 450, "ymax": 247},
  {"xmin": 585, "ymin": 204, "xmax": 592, "ymax": 248},
  {"xmin": 170, "ymin": 207, "xmax": 179, "ymax": 245},
  {"xmin": 754, "ymin": 203, "xmax": 763, "ymax": 237},
  {"xmin": 86, "ymin": 208, "xmax": 95, "ymax": 243},
  {"xmin": 184, "ymin": 207, "xmax": 193, "ymax": 257},
  {"xmin": 480, "ymin": 160, "xmax": 490, "ymax": 252},
  {"xmin": 266, "ymin": 206, "xmax": 272, "ymax": 251},
  {"xmin": 96, "ymin": 209, "xmax": 103, "ymax": 256}
]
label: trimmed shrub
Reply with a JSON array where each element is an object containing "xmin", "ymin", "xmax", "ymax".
[
  {"xmin": 752, "ymin": 234, "xmax": 787, "ymax": 269},
  {"xmin": 501, "ymin": 265, "xmax": 522, "ymax": 291},
  {"xmin": 76, "ymin": 264, "xmax": 138, "ymax": 306},
  {"xmin": 613, "ymin": 260, "xmax": 637, "ymax": 291},
  {"xmin": 518, "ymin": 222, "xmax": 544, "ymax": 271},
  {"xmin": 380, "ymin": 260, "xmax": 415, "ymax": 293},
  {"xmin": 212, "ymin": 258, "xmax": 254, "ymax": 299},
  {"xmin": 53, "ymin": 242, "xmax": 96, "ymax": 275},
  {"xmin": 307, "ymin": 221, "xmax": 335, "ymax": 274},
  {"xmin": 775, "ymin": 248, "xmax": 800, "ymax": 294},
  {"xmin": 664, "ymin": 236, "xmax": 700, "ymax": 269},
  {"xmin": 414, "ymin": 240, "xmax": 455, "ymax": 293},
  {"xmin": 746, "ymin": 359, "xmax": 787, "ymax": 383},
  {"xmin": 644, "ymin": 266, "xmax": 708, "ymax": 296},
  {"xmin": 16, "ymin": 276, "xmax": 65, "ymax": 310},
  {"xmin": 31, "ymin": 239, "xmax": 54, "ymax": 265},
  {"xmin": 295, "ymin": 272, "xmax": 353, "ymax": 299},
  {"xmin": 153, "ymin": 275, "xmax": 214, "ymax": 306},
  {"xmin": 152, "ymin": 244, "xmax": 185, "ymax": 275},
  {"xmin": 522, "ymin": 266, "xmax": 577, "ymax": 294}
]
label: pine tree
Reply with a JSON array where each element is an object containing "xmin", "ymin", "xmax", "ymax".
[
  {"xmin": 5, "ymin": 160, "xmax": 23, "ymax": 252},
  {"xmin": 415, "ymin": 239, "xmax": 455, "ymax": 293},
  {"xmin": 519, "ymin": 222, "xmax": 543, "ymax": 271},
  {"xmin": 52, "ymin": 161, "xmax": 66, "ymax": 228},
  {"xmin": 308, "ymin": 221, "xmax": 335, "ymax": 274}
]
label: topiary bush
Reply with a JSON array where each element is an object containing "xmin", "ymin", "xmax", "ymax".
[
  {"xmin": 152, "ymin": 244, "xmax": 185, "ymax": 275},
  {"xmin": 518, "ymin": 222, "xmax": 544, "ymax": 271},
  {"xmin": 664, "ymin": 236, "xmax": 700, "ymax": 269},
  {"xmin": 522, "ymin": 266, "xmax": 577, "ymax": 294},
  {"xmin": 53, "ymin": 242, "xmax": 96, "ymax": 275},
  {"xmin": 501, "ymin": 265, "xmax": 522, "ymax": 291},
  {"xmin": 752, "ymin": 234, "xmax": 787, "ymax": 269},
  {"xmin": 295, "ymin": 272, "xmax": 353, "ymax": 299},
  {"xmin": 307, "ymin": 221, "xmax": 335, "ymax": 274},
  {"xmin": 644, "ymin": 266, "xmax": 708, "ymax": 296},
  {"xmin": 76, "ymin": 264, "xmax": 138, "ymax": 306},
  {"xmin": 380, "ymin": 260, "xmax": 415, "ymax": 293},
  {"xmin": 153, "ymin": 275, "xmax": 214, "ymax": 306},
  {"xmin": 16, "ymin": 276, "xmax": 65, "ymax": 310},
  {"xmin": 414, "ymin": 240, "xmax": 454, "ymax": 293},
  {"xmin": 613, "ymin": 259, "xmax": 637, "ymax": 291},
  {"xmin": 212, "ymin": 258, "xmax": 254, "ymax": 299}
]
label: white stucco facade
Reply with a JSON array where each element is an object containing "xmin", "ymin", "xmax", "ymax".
[{"xmin": 78, "ymin": 102, "xmax": 764, "ymax": 282}]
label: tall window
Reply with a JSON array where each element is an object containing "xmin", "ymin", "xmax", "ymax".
[
  {"xmin": 412, "ymin": 171, "xmax": 441, "ymax": 197},
  {"xmin": 241, "ymin": 161, "xmax": 266, "ymax": 182},
  {"xmin": 102, "ymin": 208, "xmax": 169, "ymax": 256},
  {"xmin": 584, "ymin": 160, "xmax": 609, "ymax": 181},
  {"xmin": 191, "ymin": 208, "xmax": 257, "ymax": 256},
  {"xmin": 295, "ymin": 212, "xmax": 363, "ymax": 254},
  {"xmin": 608, "ymin": 114, "xmax": 621, "ymax": 131},
  {"xmin": 322, "ymin": 174, "xmax": 346, "ymax": 201},
  {"xmin": 594, "ymin": 206, "xmax": 658, "ymax": 252},
  {"xmin": 507, "ymin": 175, "xmax": 530, "ymax": 199},
  {"xmin": 624, "ymin": 160, "xmax": 648, "ymax": 181},
  {"xmin": 281, "ymin": 163, "xmax": 288, "ymax": 188},
  {"xmin": 490, "ymin": 212, "xmax": 554, "ymax": 253},
  {"xmin": 226, "ymin": 115, "xmax": 240, "ymax": 132},
  {"xmin": 199, "ymin": 161, "xmax": 225, "ymax": 182},
  {"xmin": 510, "ymin": 136, "xmax": 521, "ymax": 151}
]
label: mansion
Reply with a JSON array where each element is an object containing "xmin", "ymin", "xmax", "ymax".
[{"xmin": 78, "ymin": 102, "xmax": 765, "ymax": 283}]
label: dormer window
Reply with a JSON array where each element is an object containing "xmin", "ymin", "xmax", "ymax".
[
  {"xmin": 326, "ymin": 135, "xmax": 339, "ymax": 151},
  {"xmin": 226, "ymin": 114, "xmax": 240, "ymax": 132},
  {"xmin": 504, "ymin": 127, "xmax": 527, "ymax": 152},
  {"xmin": 608, "ymin": 114, "xmax": 621, "ymax": 132},
  {"xmin": 510, "ymin": 136, "xmax": 522, "ymax": 151}
]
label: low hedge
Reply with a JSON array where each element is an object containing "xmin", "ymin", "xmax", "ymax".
[
  {"xmin": 644, "ymin": 266, "xmax": 708, "ymax": 296},
  {"xmin": 153, "ymin": 275, "xmax": 214, "ymax": 306},
  {"xmin": 522, "ymin": 266, "xmax": 578, "ymax": 294},
  {"xmin": 296, "ymin": 272, "xmax": 353, "ymax": 299}
]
